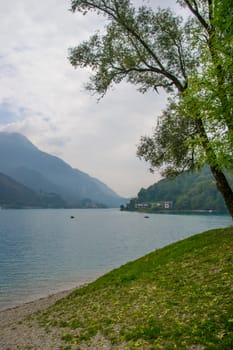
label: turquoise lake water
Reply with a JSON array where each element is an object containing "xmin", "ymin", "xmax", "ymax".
[{"xmin": 0, "ymin": 208, "xmax": 231, "ymax": 310}]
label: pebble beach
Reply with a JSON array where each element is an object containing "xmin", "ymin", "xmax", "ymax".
[{"xmin": 0, "ymin": 289, "xmax": 73, "ymax": 350}]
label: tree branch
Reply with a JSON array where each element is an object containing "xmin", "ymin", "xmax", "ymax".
[{"xmin": 183, "ymin": 0, "xmax": 210, "ymax": 33}]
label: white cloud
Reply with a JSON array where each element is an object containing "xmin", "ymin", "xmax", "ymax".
[{"xmin": 0, "ymin": 0, "xmax": 180, "ymax": 197}]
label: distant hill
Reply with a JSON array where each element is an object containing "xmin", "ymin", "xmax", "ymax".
[
  {"xmin": 124, "ymin": 167, "xmax": 233, "ymax": 214},
  {"xmin": 0, "ymin": 172, "xmax": 65, "ymax": 208},
  {"xmin": 0, "ymin": 132, "xmax": 126, "ymax": 208},
  {"xmin": 0, "ymin": 172, "xmax": 39, "ymax": 208}
]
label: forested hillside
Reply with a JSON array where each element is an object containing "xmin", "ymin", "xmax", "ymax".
[
  {"xmin": 124, "ymin": 167, "xmax": 233, "ymax": 214},
  {"xmin": 0, "ymin": 173, "xmax": 66, "ymax": 208}
]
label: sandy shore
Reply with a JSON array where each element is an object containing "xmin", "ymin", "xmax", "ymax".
[{"xmin": 0, "ymin": 288, "xmax": 75, "ymax": 350}]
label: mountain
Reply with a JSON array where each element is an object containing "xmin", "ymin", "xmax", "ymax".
[
  {"xmin": 0, "ymin": 172, "xmax": 65, "ymax": 208},
  {"xmin": 0, "ymin": 172, "xmax": 41, "ymax": 208},
  {"xmin": 123, "ymin": 167, "xmax": 233, "ymax": 213},
  {"xmin": 0, "ymin": 132, "xmax": 126, "ymax": 207}
]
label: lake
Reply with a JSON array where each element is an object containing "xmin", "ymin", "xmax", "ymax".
[{"xmin": 0, "ymin": 208, "xmax": 231, "ymax": 310}]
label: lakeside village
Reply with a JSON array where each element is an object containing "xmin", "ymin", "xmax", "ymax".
[
  {"xmin": 121, "ymin": 200, "xmax": 173, "ymax": 212},
  {"xmin": 134, "ymin": 201, "xmax": 173, "ymax": 210},
  {"xmin": 121, "ymin": 200, "xmax": 215, "ymax": 214}
]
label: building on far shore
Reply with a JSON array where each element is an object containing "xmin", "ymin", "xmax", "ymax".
[
  {"xmin": 134, "ymin": 202, "xmax": 150, "ymax": 209},
  {"xmin": 134, "ymin": 201, "xmax": 173, "ymax": 210}
]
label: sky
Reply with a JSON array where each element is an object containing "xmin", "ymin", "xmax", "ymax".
[{"xmin": 0, "ymin": 0, "xmax": 182, "ymax": 198}]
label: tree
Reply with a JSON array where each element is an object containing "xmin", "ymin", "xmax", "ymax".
[
  {"xmin": 69, "ymin": 0, "xmax": 233, "ymax": 217},
  {"xmin": 137, "ymin": 96, "xmax": 233, "ymax": 216}
]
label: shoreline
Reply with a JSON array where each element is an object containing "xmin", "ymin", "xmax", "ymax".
[
  {"xmin": 0, "ymin": 285, "xmax": 87, "ymax": 350},
  {"xmin": 0, "ymin": 284, "xmax": 80, "ymax": 313},
  {"xmin": 0, "ymin": 285, "xmax": 78, "ymax": 325},
  {"xmin": 0, "ymin": 275, "xmax": 96, "ymax": 313}
]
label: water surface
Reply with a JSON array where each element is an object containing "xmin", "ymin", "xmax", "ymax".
[{"xmin": 0, "ymin": 209, "xmax": 231, "ymax": 310}]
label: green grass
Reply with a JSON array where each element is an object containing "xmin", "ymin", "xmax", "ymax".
[{"xmin": 36, "ymin": 227, "xmax": 233, "ymax": 349}]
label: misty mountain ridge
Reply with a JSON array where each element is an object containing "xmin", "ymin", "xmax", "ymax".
[
  {"xmin": 0, "ymin": 172, "xmax": 66, "ymax": 208},
  {"xmin": 0, "ymin": 132, "xmax": 126, "ymax": 207},
  {"xmin": 0, "ymin": 172, "xmax": 42, "ymax": 208}
]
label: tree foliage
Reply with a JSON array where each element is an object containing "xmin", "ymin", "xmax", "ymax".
[
  {"xmin": 69, "ymin": 0, "xmax": 233, "ymax": 217},
  {"xmin": 69, "ymin": 1, "xmax": 198, "ymax": 95},
  {"xmin": 137, "ymin": 101, "xmax": 203, "ymax": 177}
]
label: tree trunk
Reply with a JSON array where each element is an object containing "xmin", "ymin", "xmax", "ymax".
[
  {"xmin": 196, "ymin": 118, "xmax": 233, "ymax": 218},
  {"xmin": 210, "ymin": 165, "xmax": 233, "ymax": 218}
]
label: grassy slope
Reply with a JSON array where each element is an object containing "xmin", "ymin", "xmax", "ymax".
[{"xmin": 37, "ymin": 227, "xmax": 233, "ymax": 350}]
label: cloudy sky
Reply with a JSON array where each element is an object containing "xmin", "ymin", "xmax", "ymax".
[{"xmin": 0, "ymin": 0, "xmax": 182, "ymax": 198}]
